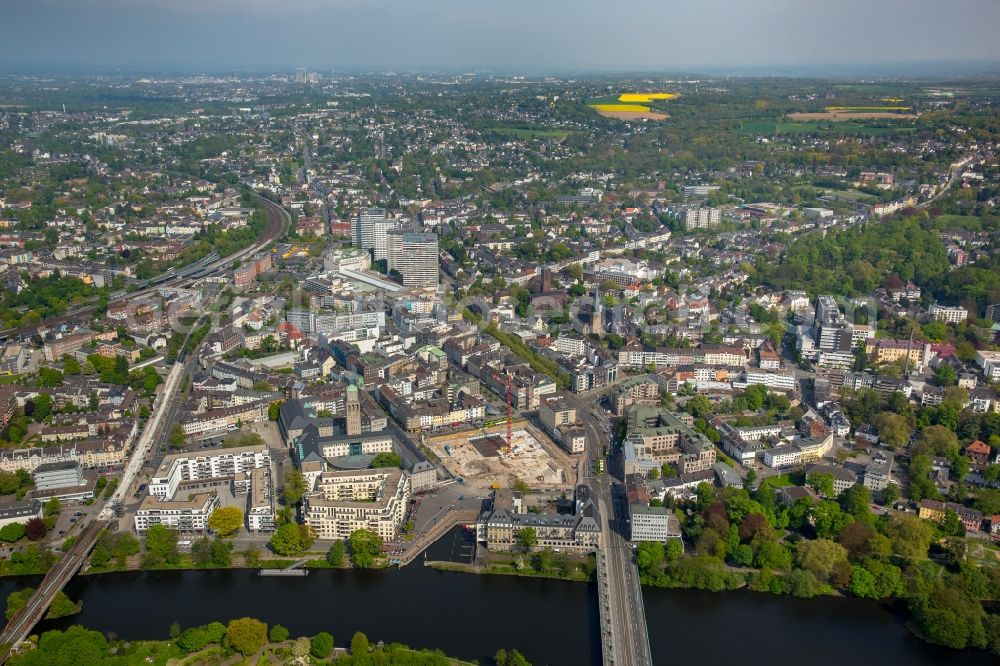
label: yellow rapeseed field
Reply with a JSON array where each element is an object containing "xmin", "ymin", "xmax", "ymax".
[{"xmin": 617, "ymin": 93, "xmax": 678, "ymax": 103}]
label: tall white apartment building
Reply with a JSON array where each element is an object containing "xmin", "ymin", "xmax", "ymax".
[
  {"xmin": 387, "ymin": 231, "xmax": 439, "ymax": 287},
  {"xmin": 149, "ymin": 445, "xmax": 271, "ymax": 499}
]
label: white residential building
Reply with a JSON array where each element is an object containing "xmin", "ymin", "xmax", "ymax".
[
  {"xmin": 149, "ymin": 445, "xmax": 271, "ymax": 499},
  {"xmin": 928, "ymin": 303, "xmax": 969, "ymax": 324}
]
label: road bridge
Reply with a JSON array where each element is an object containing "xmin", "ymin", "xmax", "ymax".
[{"xmin": 568, "ymin": 392, "xmax": 653, "ymax": 666}]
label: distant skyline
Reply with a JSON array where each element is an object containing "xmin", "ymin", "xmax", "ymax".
[{"xmin": 2, "ymin": 0, "xmax": 1000, "ymax": 74}]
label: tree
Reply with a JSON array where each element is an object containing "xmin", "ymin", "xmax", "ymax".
[
  {"xmin": 283, "ymin": 468, "xmax": 306, "ymax": 505},
  {"xmin": 916, "ymin": 424, "xmax": 960, "ymax": 459},
  {"xmin": 269, "ymin": 624, "xmax": 289, "ymax": 643},
  {"xmin": 169, "ymin": 423, "xmax": 186, "ymax": 450},
  {"xmin": 326, "ymin": 540, "xmax": 345, "ymax": 567},
  {"xmin": 24, "ymin": 517, "xmax": 46, "ymax": 541},
  {"xmin": 874, "ymin": 412, "xmax": 911, "ymax": 450},
  {"xmin": 838, "ymin": 521, "xmax": 874, "ymax": 559},
  {"xmin": 935, "ymin": 364, "xmax": 957, "ymax": 387},
  {"xmin": 787, "ymin": 569, "xmax": 822, "ymax": 598},
  {"xmin": 348, "ymin": 528, "xmax": 384, "ymax": 568},
  {"xmin": 880, "ymin": 483, "xmax": 901, "ymax": 506},
  {"xmin": 685, "ymin": 394, "xmax": 713, "ymax": 419},
  {"xmin": 144, "ymin": 523, "xmax": 180, "ymax": 566},
  {"xmin": 635, "ymin": 541, "xmax": 665, "ymax": 574},
  {"xmin": 310, "ymin": 631, "xmax": 334, "ymax": 659},
  {"xmin": 744, "ymin": 384, "xmax": 768, "ymax": 411},
  {"xmin": 350, "ymin": 631, "xmax": 370, "ymax": 655},
  {"xmin": 28, "ymin": 393, "xmax": 52, "ymax": 422},
  {"xmin": 910, "ymin": 584, "xmax": 986, "ymax": 650},
  {"xmin": 0, "ymin": 522, "xmax": 25, "ymax": 542},
  {"xmin": 5, "ymin": 587, "xmax": 34, "ymax": 619},
  {"xmin": 806, "ymin": 472, "xmax": 835, "ymax": 498},
  {"xmin": 839, "ymin": 484, "xmax": 872, "ymax": 522},
  {"xmin": 795, "ymin": 538, "xmax": 848, "ymax": 582},
  {"xmin": 883, "ymin": 514, "xmax": 933, "ymax": 561},
  {"xmin": 370, "ymin": 452, "xmax": 401, "ymax": 468},
  {"xmin": 516, "ymin": 527, "xmax": 537, "ymax": 551},
  {"xmin": 226, "ymin": 617, "xmax": 268, "ymax": 656},
  {"xmin": 207, "ymin": 506, "xmax": 244, "ymax": 538},
  {"xmin": 62, "ymin": 356, "xmax": 81, "ymax": 375},
  {"xmin": 270, "ymin": 523, "xmax": 311, "ymax": 557},
  {"xmin": 849, "ymin": 565, "xmax": 879, "ymax": 599},
  {"xmin": 45, "ymin": 591, "xmax": 80, "ymax": 619},
  {"xmin": 43, "ymin": 496, "xmax": 61, "ymax": 517}
]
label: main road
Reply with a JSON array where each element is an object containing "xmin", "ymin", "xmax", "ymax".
[{"xmin": 569, "ymin": 392, "xmax": 653, "ymax": 666}]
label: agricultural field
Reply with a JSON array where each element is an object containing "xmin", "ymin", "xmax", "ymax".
[
  {"xmin": 617, "ymin": 92, "xmax": 678, "ymax": 103},
  {"xmin": 587, "ymin": 92, "xmax": 675, "ymax": 121},
  {"xmin": 741, "ymin": 120, "xmax": 910, "ymax": 136},
  {"xmin": 788, "ymin": 110, "xmax": 917, "ymax": 121},
  {"xmin": 788, "ymin": 104, "xmax": 916, "ymax": 122}
]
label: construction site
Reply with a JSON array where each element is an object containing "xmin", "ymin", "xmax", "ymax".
[{"xmin": 425, "ymin": 421, "xmax": 576, "ymax": 492}]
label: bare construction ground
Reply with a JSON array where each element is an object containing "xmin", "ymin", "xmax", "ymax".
[
  {"xmin": 426, "ymin": 422, "xmax": 575, "ymax": 491},
  {"xmin": 596, "ymin": 110, "xmax": 668, "ymax": 121}
]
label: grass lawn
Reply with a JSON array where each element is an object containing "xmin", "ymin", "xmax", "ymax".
[
  {"xmin": 489, "ymin": 127, "xmax": 572, "ymax": 141},
  {"xmin": 115, "ymin": 639, "xmax": 187, "ymax": 666}
]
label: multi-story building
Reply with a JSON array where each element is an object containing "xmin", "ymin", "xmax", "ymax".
[
  {"xmin": 244, "ymin": 467, "xmax": 275, "ymax": 532},
  {"xmin": 233, "ymin": 253, "xmax": 273, "ymax": 288},
  {"xmin": 609, "ymin": 376, "xmax": 662, "ymax": 416},
  {"xmin": 134, "ymin": 493, "xmax": 220, "ymax": 533},
  {"xmin": 624, "ymin": 407, "xmax": 716, "ymax": 474},
  {"xmin": 387, "ymin": 231, "xmax": 439, "ymax": 288},
  {"xmin": 179, "ymin": 400, "xmax": 269, "ymax": 436},
  {"xmin": 928, "ymin": 303, "xmax": 969, "ymax": 324},
  {"xmin": 149, "ymin": 444, "xmax": 271, "ymax": 499},
  {"xmin": 538, "ymin": 394, "xmax": 585, "ymax": 454},
  {"xmin": 43, "ymin": 331, "xmax": 95, "ymax": 363},
  {"xmin": 975, "ymin": 350, "xmax": 1000, "ymax": 381},
  {"xmin": 763, "ymin": 444, "xmax": 802, "ymax": 469},
  {"xmin": 32, "ymin": 460, "xmax": 85, "ymax": 491},
  {"xmin": 863, "ymin": 451, "xmax": 894, "ymax": 493},
  {"xmin": 477, "ymin": 487, "xmax": 601, "ymax": 553},
  {"xmin": 352, "ymin": 208, "xmax": 399, "ymax": 261},
  {"xmin": 626, "ymin": 474, "xmax": 682, "ymax": 543},
  {"xmin": 868, "ymin": 339, "xmax": 930, "ymax": 368},
  {"xmin": 805, "ymin": 463, "xmax": 857, "ymax": 497},
  {"xmin": 0, "ymin": 499, "xmax": 42, "ymax": 529},
  {"xmin": 918, "ymin": 499, "xmax": 983, "ymax": 533},
  {"xmin": 680, "ymin": 207, "xmax": 721, "ymax": 230},
  {"xmin": 303, "ymin": 467, "xmax": 410, "ymax": 541}
]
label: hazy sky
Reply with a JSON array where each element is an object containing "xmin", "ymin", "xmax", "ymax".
[{"xmin": 2, "ymin": 0, "xmax": 999, "ymax": 73}]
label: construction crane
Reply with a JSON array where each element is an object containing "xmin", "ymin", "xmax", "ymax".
[{"xmin": 505, "ymin": 375, "xmax": 513, "ymax": 452}]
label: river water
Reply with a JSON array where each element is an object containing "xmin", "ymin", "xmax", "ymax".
[{"xmin": 0, "ymin": 530, "xmax": 993, "ymax": 665}]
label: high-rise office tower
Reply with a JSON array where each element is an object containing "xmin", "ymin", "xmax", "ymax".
[{"xmin": 352, "ymin": 208, "xmax": 397, "ymax": 261}]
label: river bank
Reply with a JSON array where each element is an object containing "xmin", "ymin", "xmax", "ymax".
[{"xmin": 12, "ymin": 565, "xmax": 989, "ymax": 666}]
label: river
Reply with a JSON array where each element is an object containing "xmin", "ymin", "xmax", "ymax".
[{"xmin": 0, "ymin": 531, "xmax": 992, "ymax": 665}]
